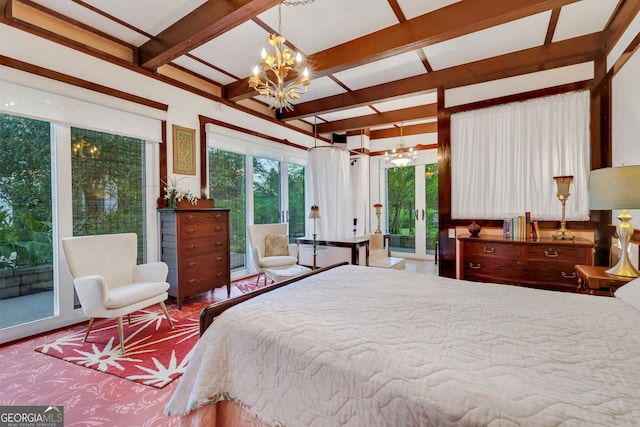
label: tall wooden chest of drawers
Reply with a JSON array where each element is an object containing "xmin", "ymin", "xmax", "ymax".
[
  {"xmin": 160, "ymin": 208, "xmax": 230, "ymax": 309},
  {"xmin": 458, "ymin": 236, "xmax": 594, "ymax": 293}
]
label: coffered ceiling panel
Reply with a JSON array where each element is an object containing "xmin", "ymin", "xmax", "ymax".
[
  {"xmin": 189, "ymin": 20, "xmax": 268, "ymax": 79},
  {"xmin": 552, "ymin": 0, "xmax": 619, "ymax": 42},
  {"xmin": 396, "ymin": 0, "xmax": 462, "ymax": 20},
  {"xmin": 423, "ymin": 11, "xmax": 551, "ymax": 71},
  {"xmin": 256, "ymin": 0, "xmax": 398, "ymax": 55},
  {"xmin": 333, "ymin": 51, "xmax": 426, "ymax": 91}
]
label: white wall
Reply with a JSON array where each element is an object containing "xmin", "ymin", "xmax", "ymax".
[{"xmin": 612, "ymin": 35, "xmax": 640, "ymax": 229}]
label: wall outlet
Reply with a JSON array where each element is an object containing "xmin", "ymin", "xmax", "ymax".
[{"xmin": 448, "ymin": 228, "xmax": 456, "ymax": 238}]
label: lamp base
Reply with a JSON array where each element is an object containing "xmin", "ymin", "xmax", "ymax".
[
  {"xmin": 607, "ymin": 210, "xmax": 640, "ymax": 278},
  {"xmin": 552, "ymin": 229, "xmax": 574, "ymax": 240}
]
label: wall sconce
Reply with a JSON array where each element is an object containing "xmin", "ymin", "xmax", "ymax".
[{"xmin": 553, "ymin": 175, "xmax": 574, "ymax": 240}]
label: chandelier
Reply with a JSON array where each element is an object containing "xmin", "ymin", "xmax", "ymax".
[
  {"xmin": 384, "ymin": 123, "xmax": 417, "ymax": 168},
  {"xmin": 248, "ymin": 1, "xmax": 310, "ymax": 112}
]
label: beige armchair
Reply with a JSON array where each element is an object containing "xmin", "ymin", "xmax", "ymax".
[
  {"xmin": 61, "ymin": 233, "xmax": 174, "ymax": 354},
  {"xmin": 247, "ymin": 224, "xmax": 299, "ymax": 287}
]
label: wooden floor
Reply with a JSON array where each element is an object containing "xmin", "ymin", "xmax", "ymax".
[{"xmin": 0, "ymin": 260, "xmax": 435, "ymax": 427}]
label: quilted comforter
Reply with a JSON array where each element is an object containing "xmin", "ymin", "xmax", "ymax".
[{"xmin": 166, "ymin": 265, "xmax": 640, "ymax": 426}]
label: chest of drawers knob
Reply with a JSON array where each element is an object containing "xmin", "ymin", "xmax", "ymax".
[
  {"xmin": 482, "ymin": 246, "xmax": 495, "ymax": 254},
  {"xmin": 469, "ymin": 262, "xmax": 482, "ymax": 270},
  {"xmin": 544, "ymin": 249, "xmax": 558, "ymax": 257}
]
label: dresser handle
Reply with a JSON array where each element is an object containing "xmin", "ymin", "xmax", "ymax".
[
  {"xmin": 187, "ymin": 228, "xmax": 196, "ymax": 234},
  {"xmin": 188, "ymin": 244, "xmax": 196, "ymax": 250},
  {"xmin": 215, "ymin": 256, "xmax": 223, "ymax": 262},
  {"xmin": 561, "ymin": 272, "xmax": 576, "ymax": 279},
  {"xmin": 188, "ymin": 279, "xmax": 197, "ymax": 284},
  {"xmin": 482, "ymin": 246, "xmax": 495, "ymax": 254},
  {"xmin": 215, "ymin": 214, "xmax": 222, "ymax": 219},
  {"xmin": 188, "ymin": 261, "xmax": 197, "ymax": 267},
  {"xmin": 216, "ymin": 272, "xmax": 223, "ymax": 278},
  {"xmin": 187, "ymin": 215, "xmax": 195, "ymax": 220},
  {"xmin": 215, "ymin": 241, "xmax": 223, "ymax": 246},
  {"xmin": 215, "ymin": 227, "xmax": 222, "ymax": 232},
  {"xmin": 469, "ymin": 263, "xmax": 481, "ymax": 270},
  {"xmin": 544, "ymin": 249, "xmax": 558, "ymax": 257}
]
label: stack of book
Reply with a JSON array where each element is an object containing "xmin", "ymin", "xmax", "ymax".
[{"xmin": 503, "ymin": 212, "xmax": 539, "ymax": 240}]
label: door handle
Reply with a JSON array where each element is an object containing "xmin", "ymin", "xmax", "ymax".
[
  {"xmin": 421, "ymin": 209, "xmax": 425, "ymax": 221},
  {"xmin": 415, "ymin": 209, "xmax": 418, "ymax": 220}
]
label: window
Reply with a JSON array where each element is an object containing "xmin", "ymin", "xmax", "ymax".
[
  {"xmin": 209, "ymin": 149, "xmax": 247, "ymax": 271},
  {"xmin": 71, "ymin": 128, "xmax": 146, "ymax": 260},
  {"xmin": 0, "ymin": 113, "xmax": 54, "ymax": 328}
]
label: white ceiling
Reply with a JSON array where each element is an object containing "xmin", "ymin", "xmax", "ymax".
[{"xmin": 26, "ymin": 0, "xmax": 625, "ymax": 141}]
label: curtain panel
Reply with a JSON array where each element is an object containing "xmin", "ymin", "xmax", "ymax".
[
  {"xmin": 306, "ymin": 148, "xmax": 350, "ymax": 240},
  {"xmin": 451, "ymin": 90, "xmax": 590, "ymax": 221}
]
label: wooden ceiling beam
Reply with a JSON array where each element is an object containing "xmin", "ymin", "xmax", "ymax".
[
  {"xmin": 225, "ymin": 0, "xmax": 580, "ymax": 101},
  {"xmin": 370, "ymin": 122, "xmax": 437, "ymax": 139},
  {"xmin": 281, "ymin": 32, "xmax": 603, "ymax": 121},
  {"xmin": 605, "ymin": 0, "xmax": 640, "ymax": 54},
  {"xmin": 316, "ymin": 104, "xmax": 437, "ymax": 134},
  {"xmin": 138, "ymin": 0, "xmax": 279, "ymax": 70}
]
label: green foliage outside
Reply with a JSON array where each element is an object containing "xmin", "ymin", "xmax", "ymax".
[
  {"xmin": 0, "ymin": 113, "xmax": 53, "ymax": 269},
  {"xmin": 287, "ymin": 164, "xmax": 305, "ymax": 240},
  {"xmin": 208, "ymin": 150, "xmax": 246, "ymax": 258},
  {"xmin": 253, "ymin": 158, "xmax": 280, "ymax": 224},
  {"xmin": 0, "ymin": 113, "xmax": 146, "ymax": 270},
  {"xmin": 387, "ymin": 163, "xmax": 439, "ymax": 244}
]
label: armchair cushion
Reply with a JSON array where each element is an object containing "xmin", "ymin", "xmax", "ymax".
[
  {"xmin": 265, "ymin": 234, "xmax": 290, "ymax": 257},
  {"xmin": 105, "ymin": 281, "xmax": 170, "ymax": 309},
  {"xmin": 259, "ymin": 255, "xmax": 299, "ymax": 269}
]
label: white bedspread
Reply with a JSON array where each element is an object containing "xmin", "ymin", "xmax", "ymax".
[{"xmin": 166, "ymin": 265, "xmax": 640, "ymax": 426}]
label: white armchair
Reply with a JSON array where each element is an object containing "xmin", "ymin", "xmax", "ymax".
[
  {"xmin": 247, "ymin": 224, "xmax": 299, "ymax": 287},
  {"xmin": 61, "ymin": 233, "xmax": 173, "ymax": 354}
]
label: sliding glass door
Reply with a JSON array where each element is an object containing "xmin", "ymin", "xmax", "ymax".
[
  {"xmin": 0, "ymin": 113, "xmax": 54, "ymax": 329},
  {"xmin": 208, "ymin": 148, "xmax": 304, "ymax": 278}
]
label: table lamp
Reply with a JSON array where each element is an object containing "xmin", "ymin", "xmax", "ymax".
[
  {"xmin": 309, "ymin": 204, "xmax": 321, "ymax": 269},
  {"xmin": 553, "ymin": 175, "xmax": 574, "ymax": 240},
  {"xmin": 589, "ymin": 165, "xmax": 640, "ymax": 277}
]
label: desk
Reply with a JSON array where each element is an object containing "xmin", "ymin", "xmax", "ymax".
[
  {"xmin": 296, "ymin": 237, "xmax": 370, "ymax": 266},
  {"xmin": 575, "ymin": 264, "xmax": 634, "ymax": 297}
]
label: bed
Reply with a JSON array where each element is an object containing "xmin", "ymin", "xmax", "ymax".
[{"xmin": 165, "ymin": 263, "xmax": 640, "ymax": 426}]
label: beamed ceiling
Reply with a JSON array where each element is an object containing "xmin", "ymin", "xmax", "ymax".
[{"xmin": 1, "ymin": 0, "xmax": 637, "ymax": 143}]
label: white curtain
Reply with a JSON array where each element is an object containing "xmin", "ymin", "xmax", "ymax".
[
  {"xmin": 451, "ymin": 90, "xmax": 590, "ymax": 221},
  {"xmin": 307, "ymin": 148, "xmax": 350, "ymax": 240},
  {"xmin": 350, "ymin": 155, "xmax": 370, "ymax": 236}
]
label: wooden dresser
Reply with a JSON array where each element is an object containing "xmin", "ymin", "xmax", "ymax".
[
  {"xmin": 458, "ymin": 235, "xmax": 594, "ymax": 293},
  {"xmin": 159, "ymin": 208, "xmax": 230, "ymax": 309}
]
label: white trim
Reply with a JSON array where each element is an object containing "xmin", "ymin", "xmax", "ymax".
[
  {"xmin": 205, "ymin": 123, "xmax": 307, "ymax": 166},
  {"xmin": 0, "ymin": 65, "xmax": 165, "ymax": 142}
]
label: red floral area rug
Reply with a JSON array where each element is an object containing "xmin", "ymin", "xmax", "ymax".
[{"xmin": 35, "ymin": 310, "xmax": 199, "ymax": 388}]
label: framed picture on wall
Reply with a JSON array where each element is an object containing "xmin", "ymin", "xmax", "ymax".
[{"xmin": 172, "ymin": 124, "xmax": 196, "ymax": 175}]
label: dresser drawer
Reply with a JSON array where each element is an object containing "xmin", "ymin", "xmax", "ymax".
[
  {"xmin": 463, "ymin": 256, "xmax": 524, "ymax": 283},
  {"xmin": 180, "ymin": 211, "xmax": 228, "ymax": 225},
  {"xmin": 523, "ymin": 261, "xmax": 578, "ymax": 284},
  {"xmin": 180, "ymin": 252, "xmax": 227, "ymax": 271},
  {"xmin": 179, "ymin": 221, "xmax": 227, "ymax": 238},
  {"xmin": 179, "ymin": 270, "xmax": 227, "ymax": 292},
  {"xmin": 520, "ymin": 245, "xmax": 587, "ymax": 264},
  {"xmin": 180, "ymin": 236, "xmax": 226, "ymax": 256},
  {"xmin": 463, "ymin": 240, "xmax": 518, "ymax": 258}
]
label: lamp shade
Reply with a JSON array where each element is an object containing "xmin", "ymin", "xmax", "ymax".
[
  {"xmin": 554, "ymin": 175, "xmax": 573, "ymax": 197},
  {"xmin": 589, "ymin": 165, "xmax": 640, "ymax": 209},
  {"xmin": 309, "ymin": 204, "xmax": 321, "ymax": 219}
]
